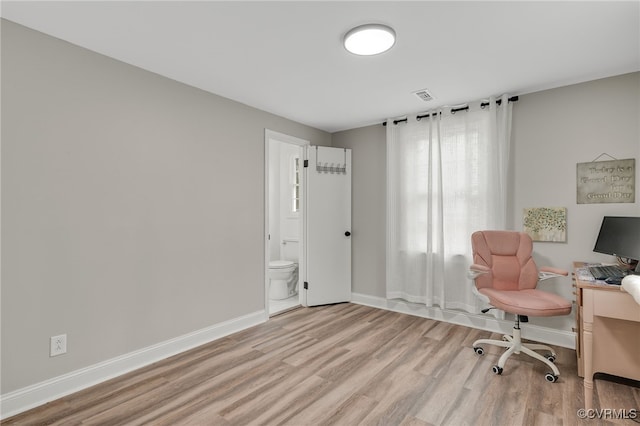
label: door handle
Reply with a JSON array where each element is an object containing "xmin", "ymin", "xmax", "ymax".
[{"xmin": 345, "ymin": 231, "xmax": 351, "ymax": 237}]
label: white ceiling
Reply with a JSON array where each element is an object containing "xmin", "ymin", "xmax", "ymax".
[{"xmin": 2, "ymin": 1, "xmax": 639, "ymax": 133}]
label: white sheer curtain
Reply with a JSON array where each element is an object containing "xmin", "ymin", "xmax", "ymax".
[{"xmin": 386, "ymin": 95, "xmax": 512, "ymax": 312}]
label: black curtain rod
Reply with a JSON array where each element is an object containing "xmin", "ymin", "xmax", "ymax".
[
  {"xmin": 416, "ymin": 111, "xmax": 441, "ymax": 121},
  {"xmin": 383, "ymin": 118, "xmax": 408, "ymax": 126},
  {"xmin": 480, "ymin": 95, "xmax": 519, "ymax": 108},
  {"xmin": 450, "ymin": 105, "xmax": 469, "ymax": 114},
  {"xmin": 382, "ymin": 96, "xmax": 519, "ymax": 126}
]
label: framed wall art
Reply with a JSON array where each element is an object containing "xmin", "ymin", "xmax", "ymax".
[{"xmin": 523, "ymin": 207, "xmax": 567, "ymax": 243}]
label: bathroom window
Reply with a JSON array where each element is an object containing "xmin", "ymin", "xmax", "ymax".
[{"xmin": 291, "ymin": 156, "xmax": 300, "ymax": 213}]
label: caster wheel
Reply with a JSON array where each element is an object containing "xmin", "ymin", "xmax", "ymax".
[
  {"xmin": 473, "ymin": 347, "xmax": 484, "ymax": 356},
  {"xmin": 492, "ymin": 365, "xmax": 503, "ymax": 375},
  {"xmin": 546, "ymin": 355, "xmax": 556, "ymax": 363},
  {"xmin": 545, "ymin": 373, "xmax": 558, "ymax": 383}
]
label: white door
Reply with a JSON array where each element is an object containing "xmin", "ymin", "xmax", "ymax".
[{"xmin": 305, "ymin": 146, "xmax": 352, "ymax": 306}]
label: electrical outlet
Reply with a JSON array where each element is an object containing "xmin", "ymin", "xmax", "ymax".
[{"xmin": 50, "ymin": 334, "xmax": 67, "ymax": 357}]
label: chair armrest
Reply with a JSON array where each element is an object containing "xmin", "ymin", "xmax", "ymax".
[
  {"xmin": 539, "ymin": 266, "xmax": 568, "ymax": 281},
  {"xmin": 540, "ymin": 266, "xmax": 568, "ymax": 276},
  {"xmin": 468, "ymin": 265, "xmax": 491, "ymax": 303},
  {"xmin": 470, "ymin": 264, "xmax": 491, "ymax": 273},
  {"xmin": 468, "ymin": 264, "xmax": 490, "ymax": 279}
]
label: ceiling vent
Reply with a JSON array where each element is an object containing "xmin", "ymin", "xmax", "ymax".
[{"xmin": 413, "ymin": 89, "xmax": 435, "ymax": 102}]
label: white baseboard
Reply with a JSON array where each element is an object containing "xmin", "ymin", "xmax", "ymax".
[
  {"xmin": 0, "ymin": 310, "xmax": 267, "ymax": 420},
  {"xmin": 351, "ymin": 292, "xmax": 576, "ymax": 350}
]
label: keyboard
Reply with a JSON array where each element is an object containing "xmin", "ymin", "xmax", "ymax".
[{"xmin": 588, "ymin": 265, "xmax": 627, "ymax": 280}]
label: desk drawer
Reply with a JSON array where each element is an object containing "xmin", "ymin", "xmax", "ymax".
[{"xmin": 593, "ymin": 290, "xmax": 640, "ymax": 322}]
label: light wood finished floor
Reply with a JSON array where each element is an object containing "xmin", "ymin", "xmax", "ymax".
[{"xmin": 3, "ymin": 303, "xmax": 639, "ymax": 426}]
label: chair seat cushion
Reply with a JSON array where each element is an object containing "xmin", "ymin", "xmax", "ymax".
[{"xmin": 479, "ymin": 288, "xmax": 572, "ymax": 317}]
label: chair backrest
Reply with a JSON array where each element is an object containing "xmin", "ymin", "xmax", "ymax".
[{"xmin": 471, "ymin": 230, "xmax": 539, "ymax": 291}]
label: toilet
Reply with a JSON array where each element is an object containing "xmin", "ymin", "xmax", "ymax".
[
  {"xmin": 268, "ymin": 260, "xmax": 298, "ymax": 300},
  {"xmin": 268, "ymin": 239, "xmax": 299, "ymax": 300}
]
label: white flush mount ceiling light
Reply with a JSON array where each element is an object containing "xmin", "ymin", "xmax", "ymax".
[{"xmin": 344, "ymin": 24, "xmax": 396, "ymax": 56}]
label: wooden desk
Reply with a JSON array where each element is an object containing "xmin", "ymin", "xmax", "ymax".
[{"xmin": 573, "ymin": 262, "xmax": 640, "ymax": 410}]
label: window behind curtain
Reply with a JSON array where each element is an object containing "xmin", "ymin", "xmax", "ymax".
[
  {"xmin": 440, "ymin": 111, "xmax": 492, "ymax": 257},
  {"xmin": 386, "ymin": 97, "xmax": 511, "ymax": 311}
]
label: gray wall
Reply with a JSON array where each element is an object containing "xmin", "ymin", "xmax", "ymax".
[
  {"xmin": 332, "ymin": 125, "xmax": 386, "ymax": 297},
  {"xmin": 1, "ymin": 20, "xmax": 330, "ymax": 393},
  {"xmin": 333, "ymin": 125, "xmax": 387, "ymax": 297},
  {"xmin": 333, "ymin": 72, "xmax": 640, "ymax": 332},
  {"xmin": 511, "ymin": 72, "xmax": 639, "ymax": 330}
]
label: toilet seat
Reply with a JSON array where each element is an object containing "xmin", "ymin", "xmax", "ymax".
[{"xmin": 269, "ymin": 260, "xmax": 295, "ymax": 269}]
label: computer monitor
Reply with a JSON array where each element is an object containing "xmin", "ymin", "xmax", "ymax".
[{"xmin": 593, "ymin": 216, "xmax": 640, "ymax": 274}]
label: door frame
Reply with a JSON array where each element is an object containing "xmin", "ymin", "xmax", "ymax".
[{"xmin": 264, "ymin": 129, "xmax": 310, "ymax": 318}]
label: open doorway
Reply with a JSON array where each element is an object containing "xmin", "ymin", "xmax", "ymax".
[{"xmin": 264, "ymin": 130, "xmax": 308, "ymax": 316}]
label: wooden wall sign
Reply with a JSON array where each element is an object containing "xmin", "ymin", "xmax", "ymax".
[{"xmin": 576, "ymin": 158, "xmax": 635, "ymax": 204}]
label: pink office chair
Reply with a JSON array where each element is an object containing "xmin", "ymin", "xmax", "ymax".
[{"xmin": 469, "ymin": 230, "xmax": 572, "ymax": 382}]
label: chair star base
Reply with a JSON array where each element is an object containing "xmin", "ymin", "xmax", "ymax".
[{"xmin": 473, "ymin": 318, "xmax": 559, "ymax": 382}]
